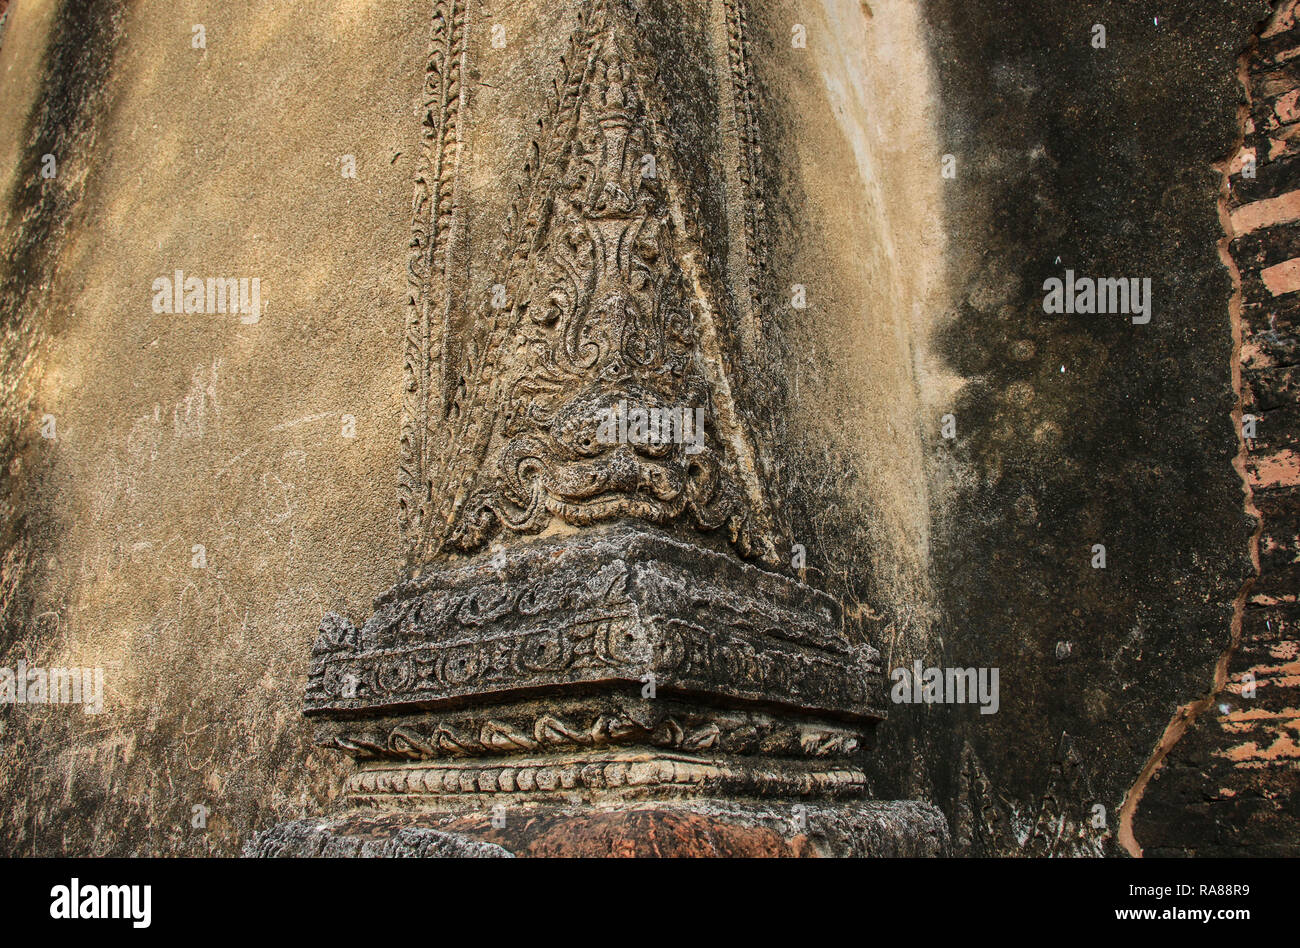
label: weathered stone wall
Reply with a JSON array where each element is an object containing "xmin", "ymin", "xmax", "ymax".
[
  {"xmin": 0, "ymin": 0, "xmax": 1296, "ymax": 857},
  {"xmin": 917, "ymin": 0, "xmax": 1270, "ymax": 855},
  {"xmin": 0, "ymin": 0, "xmax": 422, "ymax": 855},
  {"xmin": 1134, "ymin": 0, "xmax": 1300, "ymax": 857},
  {"xmin": 0, "ymin": 0, "xmax": 953, "ymax": 856}
]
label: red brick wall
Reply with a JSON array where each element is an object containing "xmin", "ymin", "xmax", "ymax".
[{"xmin": 1134, "ymin": 0, "xmax": 1300, "ymax": 857}]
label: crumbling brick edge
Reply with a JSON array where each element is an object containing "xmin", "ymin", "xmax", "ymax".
[{"xmin": 1120, "ymin": 0, "xmax": 1300, "ymax": 857}]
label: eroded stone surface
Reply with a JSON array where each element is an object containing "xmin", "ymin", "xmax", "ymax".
[
  {"xmin": 1, "ymin": 0, "xmax": 1282, "ymax": 859},
  {"xmin": 306, "ymin": 527, "xmax": 881, "ymax": 722},
  {"xmin": 246, "ymin": 819, "xmax": 513, "ymax": 858},
  {"xmin": 247, "ymin": 800, "xmax": 948, "ymax": 858}
]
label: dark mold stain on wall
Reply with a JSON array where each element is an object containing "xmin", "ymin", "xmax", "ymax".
[{"xmin": 921, "ymin": 0, "xmax": 1268, "ymax": 854}]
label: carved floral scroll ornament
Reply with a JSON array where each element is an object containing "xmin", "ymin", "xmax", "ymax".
[{"xmin": 413, "ymin": 4, "xmax": 780, "ymax": 564}]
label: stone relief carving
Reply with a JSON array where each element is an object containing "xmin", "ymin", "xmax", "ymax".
[
  {"xmin": 305, "ymin": 527, "xmax": 882, "ymax": 721},
  {"xmin": 314, "ymin": 698, "xmax": 864, "ymax": 761},
  {"xmin": 401, "ymin": 0, "xmax": 466, "ymax": 551},
  {"xmin": 347, "ymin": 755, "xmax": 869, "ymax": 801},
  {"xmin": 954, "ymin": 736, "xmax": 1110, "ymax": 857},
  {"xmin": 296, "ymin": 0, "xmax": 896, "ymax": 813},
  {"xmin": 401, "ymin": 0, "xmax": 783, "ymax": 565},
  {"xmin": 451, "ymin": 39, "xmax": 740, "ymax": 549}
]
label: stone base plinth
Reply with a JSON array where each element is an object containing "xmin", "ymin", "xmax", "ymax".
[
  {"xmin": 272, "ymin": 526, "xmax": 943, "ymax": 857},
  {"xmin": 246, "ymin": 799, "xmax": 949, "ymax": 858}
]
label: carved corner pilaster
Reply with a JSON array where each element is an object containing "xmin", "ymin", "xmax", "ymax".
[{"xmin": 255, "ymin": 0, "xmax": 949, "ymax": 854}]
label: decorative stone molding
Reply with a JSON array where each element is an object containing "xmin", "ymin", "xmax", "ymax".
[
  {"xmin": 399, "ymin": 0, "xmax": 787, "ymax": 565},
  {"xmin": 305, "ymin": 524, "xmax": 883, "ymax": 803},
  {"xmin": 313, "ymin": 696, "xmax": 867, "ymax": 762},
  {"xmin": 346, "ymin": 754, "xmax": 869, "ymax": 804},
  {"xmin": 260, "ymin": 0, "xmax": 947, "ymax": 853},
  {"xmin": 307, "ymin": 527, "xmax": 881, "ymax": 721}
]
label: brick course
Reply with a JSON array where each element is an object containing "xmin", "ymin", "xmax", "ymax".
[{"xmin": 1136, "ymin": 0, "xmax": 1300, "ymax": 857}]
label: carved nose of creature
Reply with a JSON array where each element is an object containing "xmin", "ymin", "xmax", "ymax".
[{"xmin": 608, "ymin": 446, "xmax": 640, "ymax": 492}]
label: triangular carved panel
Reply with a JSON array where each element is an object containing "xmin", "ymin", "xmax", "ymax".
[{"xmin": 421, "ymin": 2, "xmax": 780, "ymax": 564}]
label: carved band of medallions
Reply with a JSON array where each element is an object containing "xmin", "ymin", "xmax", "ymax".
[
  {"xmin": 307, "ymin": 618, "xmax": 875, "ymax": 717},
  {"xmin": 346, "ymin": 753, "xmax": 869, "ymax": 800},
  {"xmin": 320, "ymin": 544, "xmax": 851, "ymax": 655},
  {"xmin": 313, "ymin": 699, "xmax": 866, "ymax": 762},
  {"xmin": 401, "ymin": 0, "xmax": 467, "ymax": 547}
]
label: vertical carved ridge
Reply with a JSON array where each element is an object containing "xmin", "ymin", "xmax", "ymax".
[
  {"xmin": 403, "ymin": 0, "xmax": 467, "ymax": 555},
  {"xmin": 722, "ymin": 0, "xmax": 768, "ymax": 344}
]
